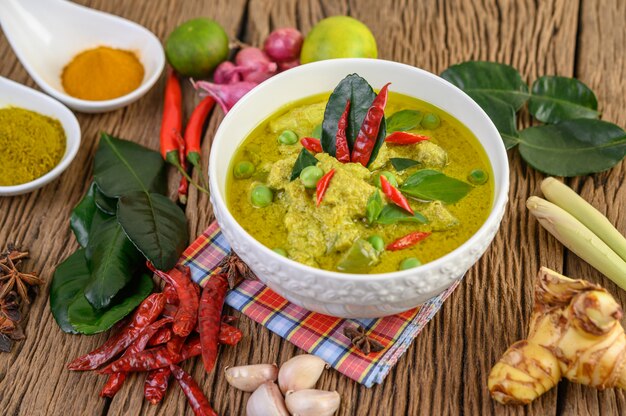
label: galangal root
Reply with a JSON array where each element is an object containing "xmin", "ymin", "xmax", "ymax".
[{"xmin": 488, "ymin": 267, "xmax": 626, "ymax": 405}]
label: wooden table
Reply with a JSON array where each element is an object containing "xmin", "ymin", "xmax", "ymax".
[{"xmin": 1, "ymin": 0, "xmax": 625, "ymax": 414}]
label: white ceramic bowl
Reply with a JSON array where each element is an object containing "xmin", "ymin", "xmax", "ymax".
[
  {"xmin": 209, "ymin": 59, "xmax": 509, "ymax": 318},
  {"xmin": 0, "ymin": 76, "xmax": 81, "ymax": 196}
]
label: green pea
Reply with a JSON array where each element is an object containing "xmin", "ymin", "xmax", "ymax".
[
  {"xmin": 250, "ymin": 184, "xmax": 273, "ymax": 208},
  {"xmin": 367, "ymin": 235, "xmax": 385, "ymax": 252},
  {"xmin": 375, "ymin": 171, "xmax": 398, "ymax": 188},
  {"xmin": 278, "ymin": 130, "xmax": 298, "ymax": 145},
  {"xmin": 272, "ymin": 248, "xmax": 287, "ymax": 257},
  {"xmin": 300, "ymin": 166, "xmax": 324, "ymax": 189},
  {"xmin": 468, "ymin": 169, "xmax": 488, "ymax": 185},
  {"xmin": 399, "ymin": 257, "xmax": 422, "ymax": 270},
  {"xmin": 233, "ymin": 161, "xmax": 255, "ymax": 179},
  {"xmin": 421, "ymin": 113, "xmax": 441, "ymax": 130}
]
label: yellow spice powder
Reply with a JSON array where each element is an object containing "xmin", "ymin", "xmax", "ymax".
[{"xmin": 62, "ymin": 46, "xmax": 145, "ymax": 101}]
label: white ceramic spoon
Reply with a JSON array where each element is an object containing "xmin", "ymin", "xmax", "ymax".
[
  {"xmin": 0, "ymin": 0, "xmax": 165, "ymax": 113},
  {"xmin": 0, "ymin": 76, "xmax": 81, "ymax": 196}
]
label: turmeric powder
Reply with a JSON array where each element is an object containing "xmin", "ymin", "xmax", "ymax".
[{"xmin": 62, "ymin": 46, "xmax": 144, "ymax": 101}]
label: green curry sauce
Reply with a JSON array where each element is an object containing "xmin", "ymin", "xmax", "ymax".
[{"xmin": 227, "ymin": 91, "xmax": 494, "ymax": 274}]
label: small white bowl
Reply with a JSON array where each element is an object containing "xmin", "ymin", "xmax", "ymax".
[
  {"xmin": 0, "ymin": 0, "xmax": 164, "ymax": 113},
  {"xmin": 209, "ymin": 58, "xmax": 509, "ymax": 318},
  {"xmin": 0, "ymin": 76, "xmax": 81, "ymax": 196}
]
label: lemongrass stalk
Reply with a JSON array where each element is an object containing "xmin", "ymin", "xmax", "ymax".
[
  {"xmin": 541, "ymin": 177, "xmax": 626, "ymax": 263},
  {"xmin": 526, "ymin": 196, "xmax": 626, "ymax": 290}
]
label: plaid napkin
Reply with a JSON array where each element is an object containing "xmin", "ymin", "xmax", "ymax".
[{"xmin": 181, "ymin": 222, "xmax": 460, "ymax": 387}]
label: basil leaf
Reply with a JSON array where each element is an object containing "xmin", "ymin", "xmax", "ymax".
[
  {"xmin": 94, "ymin": 133, "xmax": 167, "ymax": 198},
  {"xmin": 85, "ymin": 217, "xmax": 142, "ymax": 309},
  {"xmin": 70, "ymin": 184, "xmax": 97, "ymax": 248},
  {"xmin": 311, "ymin": 123, "xmax": 322, "ymax": 139},
  {"xmin": 376, "ymin": 204, "xmax": 428, "ymax": 225},
  {"xmin": 68, "ymin": 273, "xmax": 153, "ymax": 334},
  {"xmin": 94, "ymin": 186, "xmax": 117, "ymax": 215},
  {"xmin": 529, "ymin": 76, "xmax": 599, "ymax": 124},
  {"xmin": 401, "ymin": 170, "xmax": 472, "ymax": 203},
  {"xmin": 441, "ymin": 61, "xmax": 530, "ymax": 110},
  {"xmin": 366, "ymin": 190, "xmax": 384, "ymax": 224},
  {"xmin": 468, "ymin": 93, "xmax": 520, "ymax": 149},
  {"xmin": 50, "ymin": 249, "xmax": 91, "ymax": 333},
  {"xmin": 290, "ymin": 148, "xmax": 318, "ymax": 181},
  {"xmin": 390, "ymin": 158, "xmax": 420, "ymax": 171},
  {"xmin": 387, "ymin": 110, "xmax": 423, "ymax": 133},
  {"xmin": 518, "ymin": 119, "xmax": 626, "ymax": 176},
  {"xmin": 117, "ymin": 192, "xmax": 189, "ymax": 271}
]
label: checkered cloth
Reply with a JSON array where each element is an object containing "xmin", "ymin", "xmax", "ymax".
[{"xmin": 181, "ymin": 222, "xmax": 460, "ymax": 387}]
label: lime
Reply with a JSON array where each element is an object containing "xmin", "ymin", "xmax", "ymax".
[
  {"xmin": 165, "ymin": 18, "xmax": 229, "ymax": 78},
  {"xmin": 300, "ymin": 16, "xmax": 377, "ymax": 64}
]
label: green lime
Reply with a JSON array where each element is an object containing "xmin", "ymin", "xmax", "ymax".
[
  {"xmin": 300, "ymin": 16, "xmax": 377, "ymax": 64},
  {"xmin": 165, "ymin": 18, "xmax": 229, "ymax": 78}
]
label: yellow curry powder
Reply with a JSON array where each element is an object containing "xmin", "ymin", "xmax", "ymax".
[
  {"xmin": 61, "ymin": 46, "xmax": 145, "ymax": 101},
  {"xmin": 0, "ymin": 107, "xmax": 66, "ymax": 186}
]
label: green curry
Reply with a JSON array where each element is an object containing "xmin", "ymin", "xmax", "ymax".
[{"xmin": 227, "ymin": 84, "xmax": 493, "ymax": 274}]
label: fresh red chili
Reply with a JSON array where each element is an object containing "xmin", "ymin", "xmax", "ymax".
[
  {"xmin": 177, "ymin": 131, "xmax": 189, "ymax": 205},
  {"xmin": 68, "ymin": 293, "xmax": 165, "ymax": 371},
  {"xmin": 351, "ymin": 83, "xmax": 391, "ymax": 166},
  {"xmin": 335, "ymin": 99, "xmax": 351, "ymax": 163},
  {"xmin": 185, "ymin": 96, "xmax": 215, "ymax": 169},
  {"xmin": 160, "ymin": 70, "xmax": 183, "ymax": 167},
  {"xmin": 148, "ymin": 326, "xmax": 173, "ymax": 346},
  {"xmin": 144, "ymin": 335, "xmax": 186, "ymax": 404},
  {"xmin": 385, "ymin": 131, "xmax": 430, "ymax": 145},
  {"xmin": 171, "ymin": 364, "xmax": 217, "ymax": 416},
  {"xmin": 379, "ymin": 175, "xmax": 414, "ymax": 214},
  {"xmin": 316, "ymin": 169, "xmax": 336, "ymax": 207},
  {"xmin": 300, "ymin": 137, "xmax": 322, "ymax": 153},
  {"xmin": 386, "ymin": 231, "xmax": 431, "ymax": 251},
  {"xmin": 198, "ymin": 274, "xmax": 229, "ymax": 373}
]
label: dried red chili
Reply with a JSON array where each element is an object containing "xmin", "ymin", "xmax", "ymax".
[
  {"xmin": 218, "ymin": 323, "xmax": 243, "ymax": 346},
  {"xmin": 386, "ymin": 231, "xmax": 431, "ymax": 251},
  {"xmin": 198, "ymin": 274, "xmax": 229, "ymax": 373},
  {"xmin": 170, "ymin": 364, "xmax": 217, "ymax": 416},
  {"xmin": 148, "ymin": 326, "xmax": 173, "ymax": 346},
  {"xmin": 351, "ymin": 83, "xmax": 391, "ymax": 166},
  {"xmin": 315, "ymin": 169, "xmax": 336, "ymax": 207},
  {"xmin": 101, "ymin": 345, "xmax": 180, "ymax": 373},
  {"xmin": 68, "ymin": 293, "xmax": 165, "ymax": 371},
  {"xmin": 385, "ymin": 131, "xmax": 430, "ymax": 145},
  {"xmin": 335, "ymin": 99, "xmax": 351, "ymax": 163},
  {"xmin": 163, "ymin": 283, "xmax": 179, "ymax": 305},
  {"xmin": 144, "ymin": 335, "xmax": 186, "ymax": 404},
  {"xmin": 300, "ymin": 137, "xmax": 322, "ymax": 153},
  {"xmin": 379, "ymin": 175, "xmax": 414, "ymax": 214}
]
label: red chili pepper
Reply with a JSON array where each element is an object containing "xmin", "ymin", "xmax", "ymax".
[
  {"xmin": 218, "ymin": 323, "xmax": 243, "ymax": 346},
  {"xmin": 148, "ymin": 326, "xmax": 173, "ymax": 347},
  {"xmin": 160, "ymin": 70, "xmax": 183, "ymax": 167},
  {"xmin": 177, "ymin": 132, "xmax": 189, "ymax": 205},
  {"xmin": 379, "ymin": 175, "xmax": 414, "ymax": 214},
  {"xmin": 171, "ymin": 364, "xmax": 217, "ymax": 416},
  {"xmin": 185, "ymin": 96, "xmax": 215, "ymax": 169},
  {"xmin": 335, "ymin": 99, "xmax": 351, "ymax": 163},
  {"xmin": 198, "ymin": 274, "xmax": 229, "ymax": 373},
  {"xmin": 300, "ymin": 137, "xmax": 322, "ymax": 153},
  {"xmin": 100, "ymin": 346, "xmax": 180, "ymax": 373},
  {"xmin": 162, "ymin": 303, "xmax": 178, "ymax": 320},
  {"xmin": 316, "ymin": 169, "xmax": 336, "ymax": 207},
  {"xmin": 68, "ymin": 293, "xmax": 165, "ymax": 371},
  {"xmin": 386, "ymin": 231, "xmax": 431, "ymax": 251},
  {"xmin": 351, "ymin": 83, "xmax": 391, "ymax": 166},
  {"xmin": 144, "ymin": 335, "xmax": 186, "ymax": 404},
  {"xmin": 385, "ymin": 131, "xmax": 430, "ymax": 145},
  {"xmin": 163, "ymin": 283, "xmax": 179, "ymax": 305}
]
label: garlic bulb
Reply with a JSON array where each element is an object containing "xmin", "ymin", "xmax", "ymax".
[
  {"xmin": 278, "ymin": 354, "xmax": 327, "ymax": 393},
  {"xmin": 285, "ymin": 389, "xmax": 341, "ymax": 416},
  {"xmin": 246, "ymin": 382, "xmax": 289, "ymax": 416},
  {"xmin": 224, "ymin": 364, "xmax": 278, "ymax": 392}
]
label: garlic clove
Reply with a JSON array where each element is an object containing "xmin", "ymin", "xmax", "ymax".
[
  {"xmin": 278, "ymin": 354, "xmax": 327, "ymax": 393},
  {"xmin": 246, "ymin": 382, "xmax": 289, "ymax": 416},
  {"xmin": 224, "ymin": 363, "xmax": 278, "ymax": 392},
  {"xmin": 285, "ymin": 389, "xmax": 341, "ymax": 416}
]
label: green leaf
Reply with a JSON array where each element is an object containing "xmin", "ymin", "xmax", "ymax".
[
  {"xmin": 85, "ymin": 217, "xmax": 142, "ymax": 309},
  {"xmin": 441, "ymin": 61, "xmax": 530, "ymax": 110},
  {"xmin": 117, "ymin": 192, "xmax": 189, "ymax": 271},
  {"xmin": 386, "ymin": 110, "xmax": 423, "ymax": 133},
  {"xmin": 50, "ymin": 249, "xmax": 91, "ymax": 333},
  {"xmin": 94, "ymin": 186, "xmax": 118, "ymax": 215},
  {"xmin": 94, "ymin": 133, "xmax": 167, "ymax": 198},
  {"xmin": 365, "ymin": 190, "xmax": 384, "ymax": 225},
  {"xmin": 68, "ymin": 273, "xmax": 153, "ymax": 334},
  {"xmin": 518, "ymin": 119, "xmax": 626, "ymax": 177},
  {"xmin": 529, "ymin": 76, "xmax": 599, "ymax": 124},
  {"xmin": 376, "ymin": 204, "xmax": 428, "ymax": 225},
  {"xmin": 401, "ymin": 170, "xmax": 472, "ymax": 203},
  {"xmin": 469, "ymin": 93, "xmax": 520, "ymax": 149},
  {"xmin": 311, "ymin": 123, "xmax": 322, "ymax": 139},
  {"xmin": 390, "ymin": 158, "xmax": 420, "ymax": 171},
  {"xmin": 70, "ymin": 184, "xmax": 97, "ymax": 248},
  {"xmin": 290, "ymin": 148, "xmax": 318, "ymax": 181}
]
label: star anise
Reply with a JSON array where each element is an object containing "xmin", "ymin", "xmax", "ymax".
[
  {"xmin": 0, "ymin": 256, "xmax": 43, "ymax": 302},
  {"xmin": 0, "ymin": 244, "xmax": 29, "ymax": 265},
  {"xmin": 0, "ymin": 291, "xmax": 21, "ymax": 322},
  {"xmin": 343, "ymin": 324, "xmax": 385, "ymax": 355},
  {"xmin": 218, "ymin": 252, "xmax": 256, "ymax": 289}
]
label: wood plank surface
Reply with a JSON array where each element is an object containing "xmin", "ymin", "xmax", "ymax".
[{"xmin": 0, "ymin": 0, "xmax": 625, "ymax": 415}]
